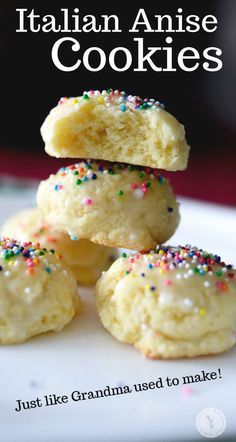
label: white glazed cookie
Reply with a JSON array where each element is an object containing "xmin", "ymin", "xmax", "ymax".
[
  {"xmin": 41, "ymin": 89, "xmax": 190, "ymax": 171},
  {"xmin": 0, "ymin": 237, "xmax": 82, "ymax": 344},
  {"xmin": 95, "ymin": 245, "xmax": 236, "ymax": 359},
  {"xmin": 37, "ymin": 161, "xmax": 180, "ymax": 251},
  {"xmin": 2, "ymin": 208, "xmax": 117, "ymax": 286}
]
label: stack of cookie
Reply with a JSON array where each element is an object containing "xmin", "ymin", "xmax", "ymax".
[
  {"xmin": 36, "ymin": 89, "xmax": 236, "ymax": 359},
  {"xmin": 37, "ymin": 89, "xmax": 189, "ymax": 251},
  {"xmin": 2, "ymin": 89, "xmax": 235, "ymax": 357}
]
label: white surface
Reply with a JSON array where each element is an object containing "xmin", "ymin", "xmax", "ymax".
[{"xmin": 0, "ymin": 190, "xmax": 236, "ymax": 442}]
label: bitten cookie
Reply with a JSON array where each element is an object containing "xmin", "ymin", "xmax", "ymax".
[
  {"xmin": 37, "ymin": 161, "xmax": 180, "ymax": 250},
  {"xmin": 41, "ymin": 89, "xmax": 190, "ymax": 171},
  {"xmin": 0, "ymin": 237, "xmax": 82, "ymax": 344},
  {"xmin": 2, "ymin": 208, "xmax": 117, "ymax": 286},
  {"xmin": 95, "ymin": 245, "xmax": 236, "ymax": 359}
]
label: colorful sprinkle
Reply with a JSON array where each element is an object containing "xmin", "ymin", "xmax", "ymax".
[
  {"xmin": 82, "ymin": 197, "xmax": 93, "ymax": 206},
  {"xmin": 70, "ymin": 235, "xmax": 78, "ymax": 241},
  {"xmin": 133, "ymin": 189, "xmax": 144, "ymax": 199},
  {"xmin": 0, "ymin": 238, "xmax": 61, "ymax": 278},
  {"xmin": 158, "ymin": 175, "xmax": 165, "ymax": 184},
  {"xmin": 118, "ymin": 245, "xmax": 235, "ymax": 300},
  {"xmin": 108, "ymin": 169, "xmax": 115, "ymax": 175},
  {"xmin": 59, "ymin": 90, "xmax": 165, "ymax": 112},
  {"xmin": 53, "ymin": 160, "xmax": 167, "ymax": 202}
]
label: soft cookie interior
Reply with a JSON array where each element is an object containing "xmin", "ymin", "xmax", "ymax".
[{"xmin": 41, "ymin": 90, "xmax": 190, "ymax": 171}]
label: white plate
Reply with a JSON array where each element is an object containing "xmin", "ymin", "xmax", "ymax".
[{"xmin": 0, "ymin": 190, "xmax": 236, "ymax": 442}]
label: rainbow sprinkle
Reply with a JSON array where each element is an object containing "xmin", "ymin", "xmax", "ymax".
[
  {"xmin": 58, "ymin": 89, "xmax": 165, "ymax": 112},
  {"xmin": 120, "ymin": 245, "xmax": 235, "ymax": 297},
  {"xmin": 0, "ymin": 237, "xmax": 61, "ymax": 276},
  {"xmin": 53, "ymin": 160, "xmax": 167, "ymax": 201}
]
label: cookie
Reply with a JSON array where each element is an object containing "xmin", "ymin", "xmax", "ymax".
[
  {"xmin": 0, "ymin": 237, "xmax": 82, "ymax": 344},
  {"xmin": 95, "ymin": 245, "xmax": 236, "ymax": 359},
  {"xmin": 2, "ymin": 208, "xmax": 117, "ymax": 286},
  {"xmin": 41, "ymin": 89, "xmax": 190, "ymax": 171},
  {"xmin": 37, "ymin": 161, "xmax": 180, "ymax": 250}
]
